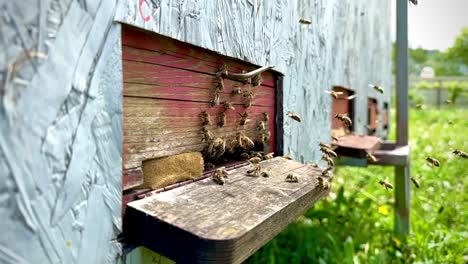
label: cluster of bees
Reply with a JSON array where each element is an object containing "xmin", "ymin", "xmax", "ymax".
[{"xmin": 200, "ymin": 64, "xmax": 274, "ymax": 179}]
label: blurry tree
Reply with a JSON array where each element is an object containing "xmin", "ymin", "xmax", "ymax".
[{"xmin": 446, "ymin": 27, "xmax": 468, "ymax": 66}]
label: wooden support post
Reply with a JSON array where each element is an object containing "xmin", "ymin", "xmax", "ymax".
[{"xmin": 394, "ymin": 165, "xmax": 410, "ymax": 237}]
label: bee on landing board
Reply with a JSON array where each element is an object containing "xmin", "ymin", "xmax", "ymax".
[
  {"xmin": 317, "ymin": 176, "xmax": 330, "ymax": 190},
  {"xmin": 285, "ymin": 173, "xmax": 299, "ymax": 183}
]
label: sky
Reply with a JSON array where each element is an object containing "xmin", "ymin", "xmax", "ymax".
[{"xmin": 391, "ymin": 0, "xmax": 468, "ymax": 51}]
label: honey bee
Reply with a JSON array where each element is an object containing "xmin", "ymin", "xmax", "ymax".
[
  {"xmin": 366, "ymin": 152, "xmax": 378, "ymax": 163},
  {"xmin": 261, "ymin": 168, "xmax": 272, "ymax": 178},
  {"xmin": 232, "ymin": 86, "xmax": 242, "ymax": 95},
  {"xmin": 287, "ymin": 111, "xmax": 302, "ymax": 122},
  {"xmin": 426, "ymin": 156, "xmax": 440, "ymax": 167},
  {"xmin": 409, "ymin": 0, "xmax": 417, "ymax": 5},
  {"xmin": 319, "ymin": 142, "xmax": 332, "ymax": 149},
  {"xmin": 321, "ymin": 155, "xmax": 335, "ymax": 167},
  {"xmin": 218, "ymin": 112, "xmax": 226, "ymax": 127},
  {"xmin": 251, "ymin": 74, "xmax": 263, "ymax": 87},
  {"xmin": 321, "ymin": 166, "xmax": 333, "ymax": 175},
  {"xmin": 249, "ymin": 156, "xmax": 262, "ymax": 164},
  {"xmin": 223, "ymin": 101, "xmax": 235, "ymax": 111},
  {"xmin": 209, "ymin": 137, "xmax": 226, "ymax": 158},
  {"xmin": 201, "ymin": 128, "xmax": 214, "ymax": 142},
  {"xmin": 238, "ymin": 112, "xmax": 250, "ymax": 126},
  {"xmin": 334, "ymin": 113, "xmax": 352, "ymax": 127},
  {"xmin": 216, "ymin": 64, "xmax": 228, "ymax": 77},
  {"xmin": 320, "ymin": 146, "xmax": 337, "ymax": 158},
  {"xmin": 369, "ymin": 84, "xmax": 384, "ymax": 94},
  {"xmin": 238, "ymin": 132, "xmax": 255, "ymax": 149},
  {"xmin": 324, "ymin": 90, "xmax": 344, "ymax": 99},
  {"xmin": 331, "ymin": 136, "xmax": 339, "ymax": 141},
  {"xmin": 299, "ymin": 18, "xmax": 312, "ymax": 24},
  {"xmin": 212, "ymin": 174, "xmax": 225, "ymax": 185},
  {"xmin": 247, "ymin": 164, "xmax": 261, "ymax": 177},
  {"xmin": 212, "ymin": 167, "xmax": 228, "ymax": 185},
  {"xmin": 378, "ymin": 179, "xmax": 393, "ymax": 190},
  {"xmin": 309, "ymin": 162, "xmax": 319, "ymax": 168},
  {"xmin": 410, "ymin": 177, "xmax": 420, "ymax": 188},
  {"xmin": 317, "ymin": 176, "xmax": 330, "ymax": 190},
  {"xmin": 452, "ymin": 149, "xmax": 468, "ymax": 159},
  {"xmin": 262, "ymin": 112, "xmax": 269, "ymax": 122},
  {"xmin": 257, "ymin": 121, "xmax": 266, "ymax": 131},
  {"xmin": 263, "ymin": 152, "xmax": 274, "ymax": 160},
  {"xmin": 240, "ymin": 152, "xmax": 250, "ymax": 160},
  {"xmin": 200, "ymin": 111, "xmax": 211, "ymax": 126},
  {"xmin": 214, "ymin": 75, "xmax": 225, "ymax": 90},
  {"xmin": 243, "ymin": 90, "xmax": 254, "ymax": 108},
  {"xmin": 444, "ymin": 99, "xmax": 452, "ymax": 105},
  {"xmin": 211, "ymin": 89, "xmax": 221, "ymax": 106},
  {"xmin": 259, "ymin": 131, "xmax": 271, "ymax": 144},
  {"xmin": 448, "ymin": 120, "xmax": 454, "ymax": 125},
  {"xmin": 283, "ymin": 154, "xmax": 293, "ymax": 160},
  {"xmin": 285, "ymin": 173, "xmax": 299, "ymax": 183}
]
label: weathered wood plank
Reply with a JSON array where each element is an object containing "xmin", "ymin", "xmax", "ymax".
[
  {"xmin": 122, "ymin": 27, "xmax": 275, "ymax": 87},
  {"xmin": 124, "ymin": 157, "xmax": 331, "ymax": 264},
  {"xmin": 333, "ymin": 134, "xmax": 382, "ymax": 159}
]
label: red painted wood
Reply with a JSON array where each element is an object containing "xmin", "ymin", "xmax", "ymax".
[
  {"xmin": 331, "ymin": 87, "xmax": 353, "ymax": 130},
  {"xmin": 368, "ymin": 98, "xmax": 378, "ymax": 132}
]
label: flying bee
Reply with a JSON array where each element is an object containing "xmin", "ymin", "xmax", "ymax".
[
  {"xmin": 409, "ymin": 0, "xmax": 417, "ymax": 5},
  {"xmin": 366, "ymin": 152, "xmax": 378, "ymax": 163},
  {"xmin": 263, "ymin": 152, "xmax": 274, "ymax": 160},
  {"xmin": 249, "ymin": 156, "xmax": 262, "ymax": 164},
  {"xmin": 317, "ymin": 176, "xmax": 330, "ymax": 190},
  {"xmin": 200, "ymin": 110, "xmax": 211, "ymax": 126},
  {"xmin": 452, "ymin": 149, "xmax": 468, "ymax": 159},
  {"xmin": 448, "ymin": 120, "xmax": 454, "ymax": 125},
  {"xmin": 223, "ymin": 101, "xmax": 235, "ymax": 111},
  {"xmin": 238, "ymin": 112, "xmax": 250, "ymax": 126},
  {"xmin": 212, "ymin": 174, "xmax": 225, "ymax": 185},
  {"xmin": 444, "ymin": 99, "xmax": 452, "ymax": 105},
  {"xmin": 232, "ymin": 86, "xmax": 242, "ymax": 95},
  {"xmin": 378, "ymin": 179, "xmax": 393, "ymax": 190},
  {"xmin": 334, "ymin": 113, "xmax": 352, "ymax": 127},
  {"xmin": 369, "ymin": 84, "xmax": 384, "ymax": 94},
  {"xmin": 320, "ymin": 147, "xmax": 337, "ymax": 158},
  {"xmin": 287, "ymin": 111, "xmax": 302, "ymax": 122},
  {"xmin": 426, "ymin": 156, "xmax": 440, "ymax": 167},
  {"xmin": 410, "ymin": 177, "xmax": 420, "ymax": 188},
  {"xmin": 299, "ymin": 18, "xmax": 312, "ymax": 24},
  {"xmin": 285, "ymin": 174, "xmax": 299, "ymax": 183},
  {"xmin": 321, "ymin": 155, "xmax": 335, "ymax": 167},
  {"xmin": 218, "ymin": 112, "xmax": 226, "ymax": 127},
  {"xmin": 415, "ymin": 104, "xmax": 424, "ymax": 109},
  {"xmin": 261, "ymin": 168, "xmax": 272, "ymax": 178},
  {"xmin": 324, "ymin": 90, "xmax": 344, "ymax": 99},
  {"xmin": 246, "ymin": 164, "xmax": 261, "ymax": 177}
]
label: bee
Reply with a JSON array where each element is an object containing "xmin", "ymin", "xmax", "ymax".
[
  {"xmin": 283, "ymin": 154, "xmax": 293, "ymax": 160},
  {"xmin": 211, "ymin": 88, "xmax": 221, "ymax": 106},
  {"xmin": 257, "ymin": 121, "xmax": 266, "ymax": 131},
  {"xmin": 258, "ymin": 132, "xmax": 270, "ymax": 144},
  {"xmin": 218, "ymin": 112, "xmax": 226, "ymax": 127},
  {"xmin": 263, "ymin": 152, "xmax": 274, "ymax": 160},
  {"xmin": 321, "ymin": 155, "xmax": 335, "ymax": 167},
  {"xmin": 216, "ymin": 64, "xmax": 228, "ymax": 77},
  {"xmin": 212, "ymin": 167, "xmax": 227, "ymax": 185},
  {"xmin": 287, "ymin": 111, "xmax": 302, "ymax": 122},
  {"xmin": 243, "ymin": 90, "xmax": 254, "ymax": 108},
  {"xmin": 378, "ymin": 179, "xmax": 393, "ymax": 190},
  {"xmin": 299, "ymin": 18, "xmax": 312, "ymax": 24},
  {"xmin": 285, "ymin": 174, "xmax": 299, "ymax": 183},
  {"xmin": 249, "ymin": 156, "xmax": 262, "ymax": 164},
  {"xmin": 201, "ymin": 130, "xmax": 214, "ymax": 142},
  {"xmin": 426, "ymin": 156, "xmax": 440, "ymax": 167},
  {"xmin": 262, "ymin": 112, "xmax": 269, "ymax": 122},
  {"xmin": 251, "ymin": 74, "xmax": 263, "ymax": 87},
  {"xmin": 415, "ymin": 104, "xmax": 424, "ymax": 109},
  {"xmin": 452, "ymin": 149, "xmax": 468, "ymax": 159},
  {"xmin": 205, "ymin": 163, "xmax": 215, "ymax": 170},
  {"xmin": 232, "ymin": 86, "xmax": 242, "ymax": 95},
  {"xmin": 317, "ymin": 176, "xmax": 330, "ymax": 190},
  {"xmin": 240, "ymin": 152, "xmax": 250, "ymax": 160},
  {"xmin": 238, "ymin": 112, "xmax": 250, "ymax": 126},
  {"xmin": 334, "ymin": 113, "xmax": 352, "ymax": 127},
  {"xmin": 444, "ymin": 99, "xmax": 452, "ymax": 105},
  {"xmin": 309, "ymin": 162, "xmax": 319, "ymax": 168},
  {"xmin": 409, "ymin": 0, "xmax": 417, "ymax": 5},
  {"xmin": 209, "ymin": 137, "xmax": 225, "ymax": 158},
  {"xmin": 319, "ymin": 142, "xmax": 332, "ymax": 150},
  {"xmin": 369, "ymin": 84, "xmax": 384, "ymax": 94},
  {"xmin": 200, "ymin": 111, "xmax": 211, "ymax": 126},
  {"xmin": 238, "ymin": 132, "xmax": 255, "ymax": 149},
  {"xmin": 321, "ymin": 166, "xmax": 333, "ymax": 177},
  {"xmin": 331, "ymin": 136, "xmax": 339, "ymax": 141},
  {"xmin": 320, "ymin": 146, "xmax": 337, "ymax": 158},
  {"xmin": 410, "ymin": 177, "xmax": 420, "ymax": 188},
  {"xmin": 247, "ymin": 165, "xmax": 261, "ymax": 177},
  {"xmin": 223, "ymin": 101, "xmax": 235, "ymax": 111},
  {"xmin": 212, "ymin": 174, "xmax": 225, "ymax": 185},
  {"xmin": 261, "ymin": 168, "xmax": 272, "ymax": 178},
  {"xmin": 324, "ymin": 90, "xmax": 344, "ymax": 99},
  {"xmin": 214, "ymin": 76, "xmax": 225, "ymax": 91},
  {"xmin": 366, "ymin": 152, "xmax": 378, "ymax": 163}
]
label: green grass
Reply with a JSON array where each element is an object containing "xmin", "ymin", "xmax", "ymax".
[{"xmin": 247, "ymin": 108, "xmax": 468, "ymax": 264}]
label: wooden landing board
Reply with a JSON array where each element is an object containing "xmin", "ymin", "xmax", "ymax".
[
  {"xmin": 332, "ymin": 134, "xmax": 382, "ymax": 159},
  {"xmin": 124, "ymin": 157, "xmax": 330, "ymax": 264}
]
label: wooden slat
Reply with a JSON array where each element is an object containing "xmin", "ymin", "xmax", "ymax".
[
  {"xmin": 332, "ymin": 134, "xmax": 382, "ymax": 158},
  {"xmin": 123, "ymin": 157, "xmax": 330, "ymax": 264},
  {"xmin": 122, "ymin": 27, "xmax": 275, "ymax": 87}
]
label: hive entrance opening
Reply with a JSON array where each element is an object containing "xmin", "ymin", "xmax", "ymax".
[{"xmin": 330, "ymin": 86, "xmax": 355, "ymax": 138}]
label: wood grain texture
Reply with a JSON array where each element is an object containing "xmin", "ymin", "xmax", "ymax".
[{"xmin": 124, "ymin": 157, "xmax": 330, "ymax": 264}]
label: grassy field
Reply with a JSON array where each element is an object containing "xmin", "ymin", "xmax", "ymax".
[{"xmin": 247, "ymin": 108, "xmax": 467, "ymax": 264}]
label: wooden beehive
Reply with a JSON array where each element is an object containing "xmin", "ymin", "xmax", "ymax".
[
  {"xmin": 121, "ymin": 26, "xmax": 278, "ymax": 190},
  {"xmin": 331, "ymin": 86, "xmax": 354, "ymax": 137}
]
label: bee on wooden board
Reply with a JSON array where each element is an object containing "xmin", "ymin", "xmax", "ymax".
[
  {"xmin": 287, "ymin": 111, "xmax": 302, "ymax": 122},
  {"xmin": 216, "ymin": 64, "xmax": 228, "ymax": 77},
  {"xmin": 238, "ymin": 112, "xmax": 250, "ymax": 126},
  {"xmin": 263, "ymin": 152, "xmax": 274, "ymax": 160},
  {"xmin": 249, "ymin": 156, "xmax": 262, "ymax": 164},
  {"xmin": 218, "ymin": 112, "xmax": 226, "ymax": 127},
  {"xmin": 261, "ymin": 112, "xmax": 269, "ymax": 122},
  {"xmin": 452, "ymin": 149, "xmax": 468, "ymax": 159},
  {"xmin": 335, "ymin": 113, "xmax": 352, "ymax": 127},
  {"xmin": 321, "ymin": 155, "xmax": 335, "ymax": 167},
  {"xmin": 200, "ymin": 111, "xmax": 211, "ymax": 126},
  {"xmin": 212, "ymin": 167, "xmax": 228, "ymax": 185},
  {"xmin": 317, "ymin": 176, "xmax": 330, "ymax": 190},
  {"xmin": 426, "ymin": 156, "xmax": 440, "ymax": 167},
  {"xmin": 285, "ymin": 173, "xmax": 299, "ymax": 183},
  {"xmin": 369, "ymin": 84, "xmax": 384, "ymax": 94},
  {"xmin": 223, "ymin": 101, "xmax": 235, "ymax": 111},
  {"xmin": 261, "ymin": 168, "xmax": 272, "ymax": 178},
  {"xmin": 283, "ymin": 154, "xmax": 293, "ymax": 160},
  {"xmin": 378, "ymin": 179, "xmax": 393, "ymax": 190},
  {"xmin": 201, "ymin": 129, "xmax": 214, "ymax": 142},
  {"xmin": 247, "ymin": 164, "xmax": 261, "ymax": 177}
]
